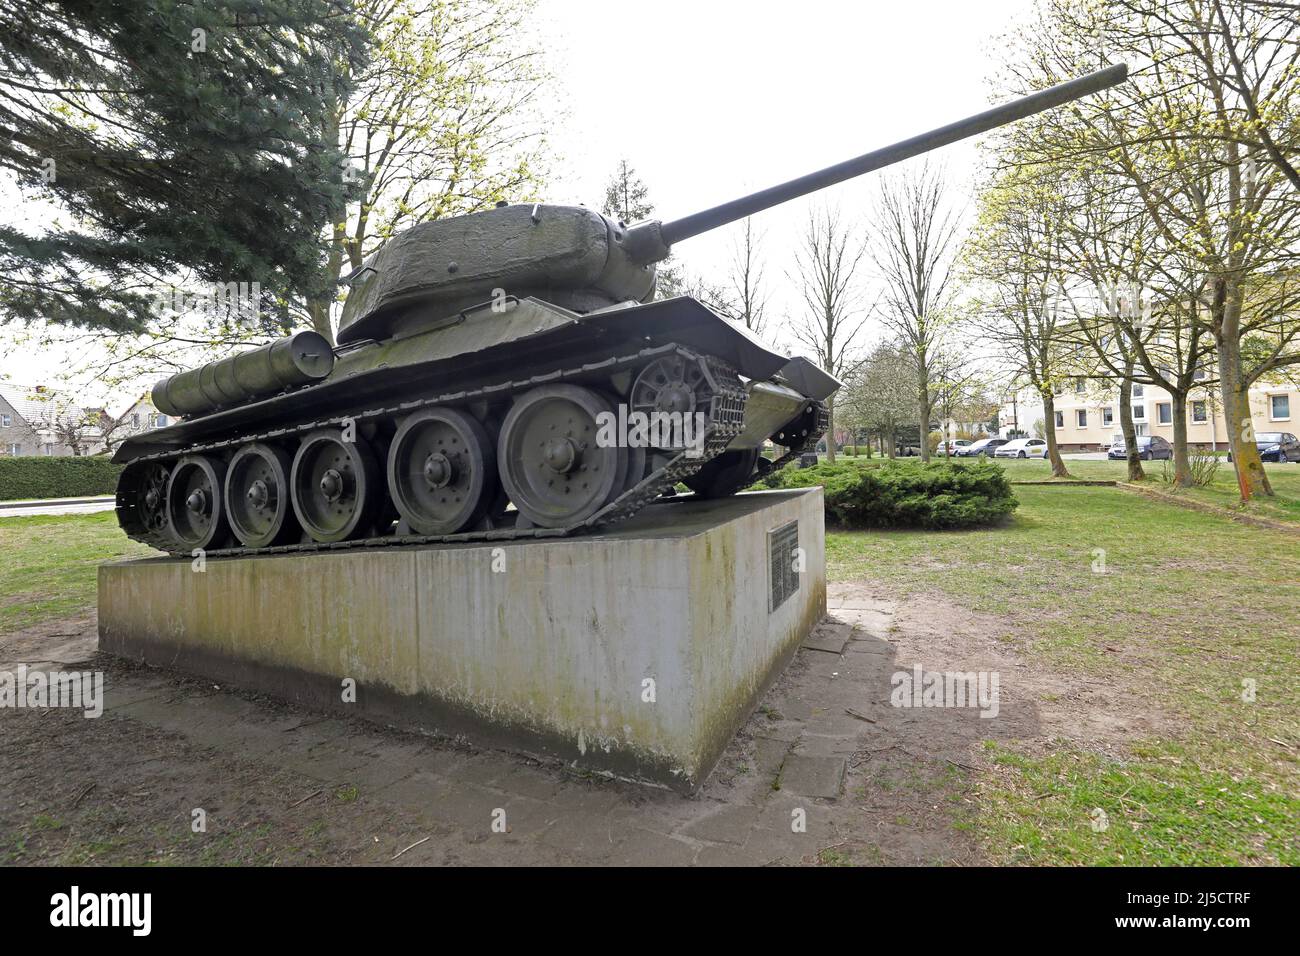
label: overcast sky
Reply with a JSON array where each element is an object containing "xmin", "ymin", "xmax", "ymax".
[
  {"xmin": 535, "ymin": 0, "xmax": 1033, "ymax": 343},
  {"xmin": 1, "ymin": 0, "xmax": 1035, "ymax": 408}
]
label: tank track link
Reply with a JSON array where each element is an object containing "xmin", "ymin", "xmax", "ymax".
[{"xmin": 118, "ymin": 343, "xmax": 749, "ymax": 558}]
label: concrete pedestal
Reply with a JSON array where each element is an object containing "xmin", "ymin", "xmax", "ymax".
[{"xmin": 98, "ymin": 488, "xmax": 825, "ymax": 791}]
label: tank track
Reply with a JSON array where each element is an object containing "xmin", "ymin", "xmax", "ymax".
[
  {"xmin": 765, "ymin": 401, "xmax": 830, "ymax": 472},
  {"xmin": 118, "ymin": 343, "xmax": 754, "ymax": 558}
]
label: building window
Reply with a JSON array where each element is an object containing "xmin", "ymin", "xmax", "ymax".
[
  {"xmin": 1157, "ymin": 402, "xmax": 1172, "ymax": 424},
  {"xmin": 1193, "ymin": 367, "xmax": 1208, "ymax": 382},
  {"xmin": 1102, "ymin": 407, "xmax": 1114, "ymax": 426},
  {"xmin": 1076, "ymin": 409, "xmax": 1088, "ymax": 427},
  {"xmin": 1054, "ymin": 410, "xmax": 1064, "ymax": 428},
  {"xmin": 1271, "ymin": 394, "xmax": 1291, "ymax": 420},
  {"xmin": 156, "ymin": 414, "xmax": 168, "ymax": 427},
  {"xmin": 1133, "ymin": 404, "xmax": 1146, "ymax": 420},
  {"xmin": 1074, "ymin": 378, "xmax": 1086, "ymax": 394},
  {"xmin": 1192, "ymin": 401, "xmax": 1208, "ymax": 423},
  {"xmin": 1, "ymin": 414, "xmax": 9, "ymax": 427},
  {"xmin": 1132, "ymin": 385, "xmax": 1144, "ymax": 398},
  {"xmin": 131, "ymin": 413, "xmax": 140, "ymax": 427}
]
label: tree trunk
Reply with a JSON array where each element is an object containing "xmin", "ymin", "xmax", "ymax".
[
  {"xmin": 1042, "ymin": 392, "xmax": 1071, "ymax": 478},
  {"xmin": 824, "ymin": 396, "xmax": 836, "ymax": 463},
  {"xmin": 887, "ymin": 427, "xmax": 897, "ymax": 459},
  {"xmin": 1170, "ymin": 390, "xmax": 1191, "ymax": 487},
  {"xmin": 307, "ymin": 301, "xmax": 334, "ymax": 345},
  {"xmin": 1118, "ymin": 374, "xmax": 1144, "ymax": 482},
  {"xmin": 917, "ymin": 365, "xmax": 931, "ymax": 463},
  {"xmin": 1213, "ymin": 277, "xmax": 1272, "ymax": 498}
]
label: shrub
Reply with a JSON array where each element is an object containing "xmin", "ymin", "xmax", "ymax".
[
  {"xmin": 1159, "ymin": 451, "xmax": 1220, "ymax": 488},
  {"xmin": 756, "ymin": 457, "xmax": 1018, "ymax": 530},
  {"xmin": 0, "ymin": 455, "xmax": 123, "ymax": 501}
]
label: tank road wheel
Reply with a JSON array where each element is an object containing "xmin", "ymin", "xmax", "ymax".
[
  {"xmin": 224, "ymin": 442, "xmax": 299, "ymax": 548},
  {"xmin": 630, "ymin": 354, "xmax": 707, "ymax": 428},
  {"xmin": 498, "ymin": 384, "xmax": 625, "ymax": 527},
  {"xmin": 116, "ymin": 461, "xmax": 174, "ymax": 546},
  {"xmin": 387, "ymin": 407, "xmax": 497, "ymax": 535},
  {"xmin": 290, "ymin": 429, "xmax": 381, "ymax": 543},
  {"xmin": 165, "ymin": 455, "xmax": 230, "ymax": 552},
  {"xmin": 683, "ymin": 447, "xmax": 761, "ymax": 499}
]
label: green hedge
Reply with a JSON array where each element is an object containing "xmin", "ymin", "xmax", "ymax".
[
  {"xmin": 756, "ymin": 458, "xmax": 1018, "ymax": 530},
  {"xmin": 0, "ymin": 456, "xmax": 123, "ymax": 501}
]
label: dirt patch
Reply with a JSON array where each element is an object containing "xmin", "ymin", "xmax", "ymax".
[
  {"xmin": 0, "ymin": 612, "xmax": 98, "ymax": 669},
  {"xmin": 881, "ymin": 587, "xmax": 1176, "ymax": 753}
]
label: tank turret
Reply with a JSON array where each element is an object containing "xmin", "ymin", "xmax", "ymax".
[{"xmin": 114, "ymin": 64, "xmax": 1127, "ymax": 557}]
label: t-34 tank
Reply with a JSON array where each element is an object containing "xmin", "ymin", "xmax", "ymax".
[{"xmin": 114, "ymin": 65, "xmax": 1126, "ymax": 556}]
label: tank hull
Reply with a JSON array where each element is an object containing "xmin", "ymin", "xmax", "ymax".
[{"xmin": 114, "ymin": 296, "xmax": 836, "ymax": 557}]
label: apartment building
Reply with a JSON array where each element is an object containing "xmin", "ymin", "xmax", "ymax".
[{"xmin": 1000, "ymin": 379, "xmax": 1299, "ymax": 452}]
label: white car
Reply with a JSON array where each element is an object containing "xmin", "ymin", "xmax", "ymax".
[
  {"xmin": 937, "ymin": 439, "xmax": 972, "ymax": 456},
  {"xmin": 993, "ymin": 438, "xmax": 1048, "ymax": 459}
]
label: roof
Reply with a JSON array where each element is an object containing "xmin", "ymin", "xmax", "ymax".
[{"xmin": 0, "ymin": 383, "xmax": 89, "ymax": 428}]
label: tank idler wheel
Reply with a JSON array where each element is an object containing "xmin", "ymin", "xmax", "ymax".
[
  {"xmin": 498, "ymin": 384, "xmax": 627, "ymax": 528},
  {"xmin": 165, "ymin": 455, "xmax": 230, "ymax": 551},
  {"xmin": 629, "ymin": 354, "xmax": 707, "ymax": 437},
  {"xmin": 225, "ymin": 442, "xmax": 298, "ymax": 548},
  {"xmin": 683, "ymin": 447, "xmax": 761, "ymax": 499},
  {"xmin": 388, "ymin": 407, "xmax": 497, "ymax": 535},
  {"xmin": 290, "ymin": 428, "xmax": 381, "ymax": 543},
  {"xmin": 117, "ymin": 460, "xmax": 174, "ymax": 545}
]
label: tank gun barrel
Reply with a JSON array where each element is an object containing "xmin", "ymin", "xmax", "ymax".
[{"xmin": 623, "ymin": 63, "xmax": 1127, "ymax": 263}]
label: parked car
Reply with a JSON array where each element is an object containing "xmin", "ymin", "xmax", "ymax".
[
  {"xmin": 1108, "ymin": 436, "xmax": 1173, "ymax": 461},
  {"xmin": 955, "ymin": 438, "xmax": 1009, "ymax": 457},
  {"xmin": 1226, "ymin": 432, "xmax": 1300, "ymax": 463},
  {"xmin": 994, "ymin": 438, "xmax": 1048, "ymax": 459},
  {"xmin": 936, "ymin": 439, "xmax": 973, "ymax": 456}
]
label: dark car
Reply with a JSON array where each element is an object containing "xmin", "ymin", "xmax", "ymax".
[
  {"xmin": 1227, "ymin": 432, "xmax": 1300, "ymax": 463},
  {"xmin": 1108, "ymin": 435, "xmax": 1173, "ymax": 460},
  {"xmin": 955, "ymin": 438, "xmax": 1009, "ymax": 457}
]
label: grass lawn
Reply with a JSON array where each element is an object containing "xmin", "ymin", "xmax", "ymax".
[
  {"xmin": 0, "ymin": 511, "xmax": 154, "ymax": 633},
  {"xmin": 983, "ymin": 456, "xmax": 1300, "ymax": 525},
  {"xmin": 828, "ymin": 481, "xmax": 1299, "ymax": 865}
]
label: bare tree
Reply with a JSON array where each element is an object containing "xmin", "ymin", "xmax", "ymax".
[
  {"xmin": 870, "ymin": 164, "xmax": 964, "ymax": 462},
  {"xmin": 1056, "ymin": 169, "xmax": 1161, "ymax": 482},
  {"xmin": 725, "ymin": 218, "xmax": 769, "ymax": 339},
  {"xmin": 930, "ymin": 351, "xmax": 994, "ymax": 456},
  {"xmin": 789, "ymin": 207, "xmax": 872, "ymax": 462},
  {"xmin": 965, "ymin": 167, "xmax": 1080, "ymax": 478}
]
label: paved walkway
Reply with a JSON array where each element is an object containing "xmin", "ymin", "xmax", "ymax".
[
  {"xmin": 0, "ymin": 496, "xmax": 115, "ymax": 517},
  {"xmin": 91, "ymin": 598, "xmax": 897, "ymax": 865}
]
